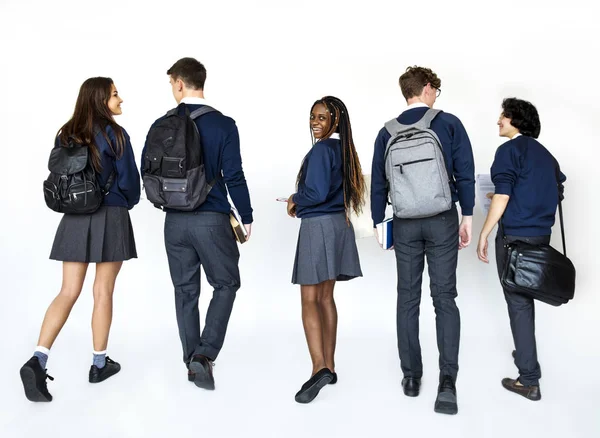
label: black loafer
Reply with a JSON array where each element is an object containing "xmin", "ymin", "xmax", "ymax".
[
  {"xmin": 20, "ymin": 356, "xmax": 54, "ymax": 402},
  {"xmin": 295, "ymin": 368, "xmax": 333, "ymax": 404},
  {"xmin": 188, "ymin": 355, "xmax": 215, "ymax": 390},
  {"xmin": 89, "ymin": 356, "xmax": 121, "ymax": 383},
  {"xmin": 401, "ymin": 377, "xmax": 421, "ymax": 397},
  {"xmin": 434, "ymin": 376, "xmax": 458, "ymax": 415},
  {"xmin": 329, "ymin": 373, "xmax": 338, "ymax": 385},
  {"xmin": 501, "ymin": 377, "xmax": 541, "ymax": 401}
]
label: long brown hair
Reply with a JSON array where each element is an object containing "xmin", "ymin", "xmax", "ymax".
[
  {"xmin": 57, "ymin": 77, "xmax": 125, "ymax": 171},
  {"xmin": 298, "ymin": 96, "xmax": 366, "ymax": 216}
]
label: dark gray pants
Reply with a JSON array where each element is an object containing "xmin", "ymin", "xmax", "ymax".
[
  {"xmin": 164, "ymin": 211, "xmax": 240, "ymax": 364},
  {"xmin": 495, "ymin": 231, "xmax": 550, "ymax": 386},
  {"xmin": 393, "ymin": 206, "xmax": 460, "ymax": 381}
]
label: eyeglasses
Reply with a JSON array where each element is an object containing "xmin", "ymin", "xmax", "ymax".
[{"xmin": 426, "ymin": 83, "xmax": 441, "ymax": 98}]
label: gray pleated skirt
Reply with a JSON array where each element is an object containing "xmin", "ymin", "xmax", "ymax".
[
  {"xmin": 292, "ymin": 213, "xmax": 363, "ymax": 285},
  {"xmin": 50, "ymin": 205, "xmax": 137, "ymax": 263}
]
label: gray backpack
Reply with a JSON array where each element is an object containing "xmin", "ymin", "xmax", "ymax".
[{"xmin": 384, "ymin": 108, "xmax": 452, "ymax": 219}]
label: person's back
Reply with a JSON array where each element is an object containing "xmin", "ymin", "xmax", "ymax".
[
  {"xmin": 94, "ymin": 125, "xmax": 140, "ymax": 210},
  {"xmin": 372, "ymin": 105, "xmax": 475, "ymax": 226},
  {"xmin": 294, "ymin": 136, "xmax": 345, "ymax": 218},
  {"xmin": 493, "ymin": 135, "xmax": 562, "ymax": 236},
  {"xmin": 165, "ymin": 103, "xmax": 253, "ymax": 223}
]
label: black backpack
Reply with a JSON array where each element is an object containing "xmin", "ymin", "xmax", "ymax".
[
  {"xmin": 142, "ymin": 103, "xmax": 218, "ymax": 211},
  {"xmin": 43, "ymin": 140, "xmax": 114, "ymax": 214}
]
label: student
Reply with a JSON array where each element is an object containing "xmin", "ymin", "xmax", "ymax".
[
  {"xmin": 286, "ymin": 96, "xmax": 365, "ymax": 404},
  {"xmin": 477, "ymin": 97, "xmax": 566, "ymax": 401},
  {"xmin": 371, "ymin": 66, "xmax": 475, "ymax": 415},
  {"xmin": 19, "ymin": 77, "xmax": 140, "ymax": 402},
  {"xmin": 141, "ymin": 58, "xmax": 253, "ymax": 390}
]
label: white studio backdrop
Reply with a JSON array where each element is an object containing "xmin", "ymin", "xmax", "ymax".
[{"xmin": 0, "ymin": 1, "xmax": 598, "ymax": 437}]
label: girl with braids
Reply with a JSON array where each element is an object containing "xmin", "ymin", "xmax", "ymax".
[{"xmin": 286, "ymin": 96, "xmax": 366, "ymax": 404}]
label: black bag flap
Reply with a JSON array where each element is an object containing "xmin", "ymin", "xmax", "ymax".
[
  {"xmin": 48, "ymin": 145, "xmax": 89, "ymax": 175},
  {"xmin": 510, "ymin": 241, "xmax": 576, "ymax": 299},
  {"xmin": 162, "ymin": 178, "xmax": 187, "ymax": 192}
]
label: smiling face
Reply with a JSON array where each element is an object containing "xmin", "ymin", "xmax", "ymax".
[
  {"xmin": 107, "ymin": 84, "xmax": 123, "ymax": 115},
  {"xmin": 310, "ymin": 103, "xmax": 332, "ymax": 139},
  {"xmin": 498, "ymin": 113, "xmax": 519, "ymax": 138}
]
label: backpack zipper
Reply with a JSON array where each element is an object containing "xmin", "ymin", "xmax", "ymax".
[{"xmin": 395, "ymin": 158, "xmax": 433, "ymax": 173}]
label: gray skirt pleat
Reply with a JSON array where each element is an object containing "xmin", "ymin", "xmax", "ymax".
[
  {"xmin": 50, "ymin": 205, "xmax": 137, "ymax": 263},
  {"xmin": 292, "ymin": 213, "xmax": 363, "ymax": 285}
]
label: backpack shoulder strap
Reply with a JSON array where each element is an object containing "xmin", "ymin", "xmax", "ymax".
[
  {"xmin": 413, "ymin": 108, "xmax": 442, "ymax": 130},
  {"xmin": 384, "ymin": 108, "xmax": 443, "ymax": 136},
  {"xmin": 384, "ymin": 118, "xmax": 410, "ymax": 136},
  {"xmin": 190, "ymin": 105, "xmax": 219, "ymax": 119}
]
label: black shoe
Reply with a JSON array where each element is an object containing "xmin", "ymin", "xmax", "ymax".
[
  {"xmin": 329, "ymin": 373, "xmax": 337, "ymax": 385},
  {"xmin": 501, "ymin": 377, "xmax": 541, "ymax": 401},
  {"xmin": 512, "ymin": 350, "xmax": 516, "ymax": 359},
  {"xmin": 434, "ymin": 376, "xmax": 458, "ymax": 415},
  {"xmin": 89, "ymin": 356, "xmax": 121, "ymax": 383},
  {"xmin": 20, "ymin": 357, "xmax": 53, "ymax": 402},
  {"xmin": 401, "ymin": 377, "xmax": 421, "ymax": 397},
  {"xmin": 188, "ymin": 355, "xmax": 215, "ymax": 390},
  {"xmin": 295, "ymin": 368, "xmax": 333, "ymax": 404}
]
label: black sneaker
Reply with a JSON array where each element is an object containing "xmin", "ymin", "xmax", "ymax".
[
  {"xmin": 434, "ymin": 376, "xmax": 458, "ymax": 415},
  {"xmin": 20, "ymin": 356, "xmax": 54, "ymax": 402},
  {"xmin": 294, "ymin": 368, "xmax": 334, "ymax": 404},
  {"xmin": 89, "ymin": 356, "xmax": 121, "ymax": 383},
  {"xmin": 188, "ymin": 355, "xmax": 215, "ymax": 390}
]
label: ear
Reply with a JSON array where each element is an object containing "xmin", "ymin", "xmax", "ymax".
[{"xmin": 176, "ymin": 78, "xmax": 184, "ymax": 92}]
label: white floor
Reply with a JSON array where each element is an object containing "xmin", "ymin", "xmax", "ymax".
[{"xmin": 1, "ymin": 227, "xmax": 599, "ymax": 438}]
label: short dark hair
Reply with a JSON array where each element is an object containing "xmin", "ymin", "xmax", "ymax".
[
  {"xmin": 167, "ymin": 57, "xmax": 207, "ymax": 90},
  {"xmin": 501, "ymin": 98, "xmax": 541, "ymax": 138},
  {"xmin": 399, "ymin": 66, "xmax": 441, "ymax": 100}
]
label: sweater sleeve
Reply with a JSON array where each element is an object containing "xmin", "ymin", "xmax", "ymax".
[
  {"xmin": 491, "ymin": 143, "xmax": 520, "ymax": 196},
  {"xmin": 293, "ymin": 143, "xmax": 333, "ymax": 207},
  {"xmin": 370, "ymin": 128, "xmax": 390, "ymax": 227},
  {"xmin": 222, "ymin": 123, "xmax": 253, "ymax": 223},
  {"xmin": 450, "ymin": 118, "xmax": 475, "ymax": 216},
  {"xmin": 110, "ymin": 128, "xmax": 141, "ymax": 209}
]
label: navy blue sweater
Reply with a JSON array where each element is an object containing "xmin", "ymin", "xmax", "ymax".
[
  {"xmin": 55, "ymin": 125, "xmax": 140, "ymax": 210},
  {"xmin": 371, "ymin": 107, "xmax": 476, "ymax": 226},
  {"xmin": 293, "ymin": 137, "xmax": 345, "ymax": 218},
  {"xmin": 141, "ymin": 104, "xmax": 253, "ymax": 223},
  {"xmin": 492, "ymin": 135, "xmax": 566, "ymax": 236}
]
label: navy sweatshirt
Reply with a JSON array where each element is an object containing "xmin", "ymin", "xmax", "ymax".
[
  {"xmin": 371, "ymin": 106, "xmax": 476, "ymax": 226},
  {"xmin": 492, "ymin": 135, "xmax": 566, "ymax": 236},
  {"xmin": 293, "ymin": 137, "xmax": 345, "ymax": 218},
  {"xmin": 55, "ymin": 125, "xmax": 141, "ymax": 210},
  {"xmin": 141, "ymin": 103, "xmax": 253, "ymax": 223}
]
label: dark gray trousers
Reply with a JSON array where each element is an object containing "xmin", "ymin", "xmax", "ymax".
[
  {"xmin": 164, "ymin": 211, "xmax": 240, "ymax": 363},
  {"xmin": 495, "ymin": 231, "xmax": 550, "ymax": 386},
  {"xmin": 393, "ymin": 206, "xmax": 460, "ymax": 381}
]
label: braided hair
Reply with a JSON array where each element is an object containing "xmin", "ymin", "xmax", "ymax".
[{"xmin": 297, "ymin": 96, "xmax": 366, "ymax": 216}]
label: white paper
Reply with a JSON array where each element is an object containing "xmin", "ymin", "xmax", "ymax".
[{"xmin": 476, "ymin": 174, "xmax": 495, "ymax": 215}]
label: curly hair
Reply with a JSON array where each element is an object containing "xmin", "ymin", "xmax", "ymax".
[
  {"xmin": 399, "ymin": 66, "xmax": 441, "ymax": 100},
  {"xmin": 501, "ymin": 98, "xmax": 541, "ymax": 138}
]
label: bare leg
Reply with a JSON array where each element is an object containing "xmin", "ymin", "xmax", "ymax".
[
  {"xmin": 319, "ymin": 280, "xmax": 337, "ymax": 373},
  {"xmin": 37, "ymin": 262, "xmax": 89, "ymax": 348},
  {"xmin": 301, "ymin": 284, "xmax": 327, "ymax": 375},
  {"xmin": 91, "ymin": 262, "xmax": 122, "ymax": 351}
]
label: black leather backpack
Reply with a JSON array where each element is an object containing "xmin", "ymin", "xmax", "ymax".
[{"xmin": 43, "ymin": 140, "xmax": 114, "ymax": 214}]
